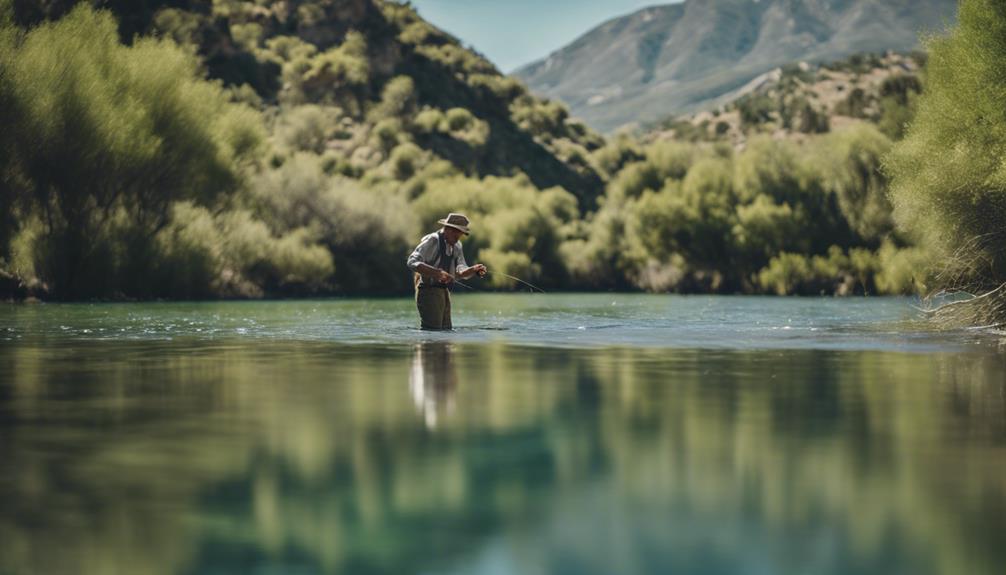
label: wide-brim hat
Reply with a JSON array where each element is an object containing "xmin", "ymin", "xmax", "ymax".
[{"xmin": 438, "ymin": 213, "xmax": 471, "ymax": 235}]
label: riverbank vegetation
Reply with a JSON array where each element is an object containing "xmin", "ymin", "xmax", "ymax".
[
  {"xmin": 885, "ymin": 0, "xmax": 1006, "ymax": 326},
  {"xmin": 0, "ymin": 0, "xmax": 981, "ymax": 303}
]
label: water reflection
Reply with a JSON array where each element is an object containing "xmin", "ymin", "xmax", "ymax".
[
  {"xmin": 0, "ymin": 341, "xmax": 1004, "ymax": 574},
  {"xmin": 409, "ymin": 342, "xmax": 458, "ymax": 428}
]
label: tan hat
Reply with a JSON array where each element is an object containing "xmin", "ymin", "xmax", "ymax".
[{"xmin": 438, "ymin": 213, "xmax": 471, "ymax": 235}]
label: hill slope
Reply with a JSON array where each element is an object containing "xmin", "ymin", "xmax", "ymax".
[
  {"xmin": 515, "ymin": 0, "xmax": 955, "ymax": 132},
  {"xmin": 11, "ymin": 0, "xmax": 605, "ymax": 205}
]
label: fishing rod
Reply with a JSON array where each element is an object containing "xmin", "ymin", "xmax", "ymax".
[{"xmin": 445, "ymin": 268, "xmax": 546, "ymax": 294}]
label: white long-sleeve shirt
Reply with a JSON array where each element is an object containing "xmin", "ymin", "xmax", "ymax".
[{"xmin": 407, "ymin": 232, "xmax": 468, "ymax": 285}]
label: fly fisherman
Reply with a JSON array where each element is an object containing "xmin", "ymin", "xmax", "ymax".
[{"xmin": 407, "ymin": 213, "xmax": 487, "ymax": 330}]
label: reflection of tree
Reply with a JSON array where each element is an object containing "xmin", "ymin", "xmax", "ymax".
[
  {"xmin": 409, "ymin": 342, "xmax": 458, "ymax": 429},
  {"xmin": 0, "ymin": 342, "xmax": 1004, "ymax": 574}
]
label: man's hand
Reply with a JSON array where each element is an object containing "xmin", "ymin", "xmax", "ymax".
[
  {"xmin": 460, "ymin": 264, "xmax": 487, "ymax": 279},
  {"xmin": 437, "ymin": 270, "xmax": 454, "ymax": 284}
]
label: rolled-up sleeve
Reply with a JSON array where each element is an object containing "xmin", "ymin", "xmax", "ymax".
[
  {"xmin": 407, "ymin": 234, "xmax": 438, "ymax": 272},
  {"xmin": 455, "ymin": 241, "xmax": 468, "ymax": 275}
]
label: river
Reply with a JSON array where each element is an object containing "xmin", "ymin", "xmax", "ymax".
[{"xmin": 1, "ymin": 295, "xmax": 1004, "ymax": 574}]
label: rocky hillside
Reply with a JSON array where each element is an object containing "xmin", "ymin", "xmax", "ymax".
[
  {"xmin": 646, "ymin": 51, "xmax": 926, "ymax": 145},
  {"xmin": 12, "ymin": 0, "xmax": 605, "ymax": 205},
  {"xmin": 515, "ymin": 0, "xmax": 955, "ymax": 132}
]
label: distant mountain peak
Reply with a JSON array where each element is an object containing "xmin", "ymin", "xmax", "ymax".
[{"xmin": 514, "ymin": 0, "xmax": 956, "ymax": 132}]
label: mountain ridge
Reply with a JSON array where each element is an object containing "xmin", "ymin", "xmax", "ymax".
[{"xmin": 515, "ymin": 0, "xmax": 956, "ymax": 132}]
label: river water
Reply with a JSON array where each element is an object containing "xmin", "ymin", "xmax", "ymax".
[{"xmin": 1, "ymin": 295, "xmax": 1004, "ymax": 575}]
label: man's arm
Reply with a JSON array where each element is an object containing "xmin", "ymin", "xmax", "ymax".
[
  {"xmin": 416, "ymin": 262, "xmax": 453, "ymax": 283},
  {"xmin": 453, "ymin": 241, "xmax": 485, "ymax": 279},
  {"xmin": 458, "ymin": 263, "xmax": 487, "ymax": 279},
  {"xmin": 407, "ymin": 235, "xmax": 453, "ymax": 283}
]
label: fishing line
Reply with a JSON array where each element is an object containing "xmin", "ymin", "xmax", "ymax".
[
  {"xmin": 486, "ymin": 270, "xmax": 547, "ymax": 293},
  {"xmin": 452, "ymin": 278, "xmax": 476, "ymax": 291}
]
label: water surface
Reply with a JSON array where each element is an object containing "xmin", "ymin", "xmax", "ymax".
[{"xmin": 1, "ymin": 295, "xmax": 1004, "ymax": 574}]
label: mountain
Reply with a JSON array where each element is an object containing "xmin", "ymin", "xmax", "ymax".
[{"xmin": 514, "ymin": 0, "xmax": 956, "ymax": 132}]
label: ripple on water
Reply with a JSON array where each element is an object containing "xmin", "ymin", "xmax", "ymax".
[{"xmin": 0, "ymin": 295, "xmax": 997, "ymax": 353}]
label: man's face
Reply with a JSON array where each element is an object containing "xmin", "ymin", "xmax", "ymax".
[{"xmin": 443, "ymin": 227, "xmax": 464, "ymax": 245}]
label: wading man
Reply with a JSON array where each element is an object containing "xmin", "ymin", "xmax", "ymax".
[{"xmin": 407, "ymin": 213, "xmax": 487, "ymax": 330}]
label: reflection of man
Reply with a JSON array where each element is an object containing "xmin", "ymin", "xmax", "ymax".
[
  {"xmin": 406, "ymin": 213, "xmax": 487, "ymax": 330},
  {"xmin": 409, "ymin": 342, "xmax": 459, "ymax": 429}
]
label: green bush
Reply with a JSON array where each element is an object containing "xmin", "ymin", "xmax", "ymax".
[
  {"xmin": 288, "ymin": 31, "xmax": 369, "ymax": 108},
  {"xmin": 443, "ymin": 108, "xmax": 489, "ymax": 147},
  {"xmin": 561, "ymin": 204, "xmax": 633, "ymax": 290},
  {"xmin": 369, "ymin": 75, "xmax": 416, "ymax": 121},
  {"xmin": 758, "ymin": 246, "xmax": 883, "ymax": 295},
  {"xmin": 885, "ymin": 0, "xmax": 1006, "ymax": 302},
  {"xmin": 445, "ymin": 107, "xmax": 475, "ymax": 131},
  {"xmin": 254, "ymin": 152, "xmax": 417, "ymax": 294},
  {"xmin": 388, "ymin": 143, "xmax": 426, "ymax": 181},
  {"xmin": 737, "ymin": 94, "xmax": 775, "ymax": 127},
  {"xmin": 734, "ymin": 137, "xmax": 804, "ymax": 204},
  {"xmin": 371, "ymin": 117, "xmax": 406, "ymax": 153},
  {"xmin": 413, "ymin": 107, "xmax": 446, "ymax": 134},
  {"xmin": 874, "ymin": 240, "xmax": 930, "ymax": 294},
  {"xmin": 411, "ymin": 175, "xmax": 578, "ymax": 288},
  {"xmin": 151, "ymin": 8, "xmax": 204, "ymax": 47},
  {"xmin": 468, "ymin": 73, "xmax": 526, "ymax": 101},
  {"xmin": 273, "ymin": 104, "xmax": 343, "ymax": 154},
  {"xmin": 416, "ymin": 43, "xmax": 494, "ymax": 76},
  {"xmin": 265, "ymin": 35, "xmax": 317, "ymax": 63},
  {"xmin": 4, "ymin": 4, "xmax": 263, "ymax": 298},
  {"xmin": 231, "ymin": 22, "xmax": 263, "ymax": 51},
  {"xmin": 814, "ymin": 124, "xmax": 895, "ymax": 243},
  {"xmin": 834, "ymin": 87, "xmax": 872, "ymax": 118},
  {"xmin": 589, "ymin": 136, "xmax": 644, "ymax": 179},
  {"xmin": 510, "ymin": 97, "xmax": 569, "ymax": 137},
  {"xmin": 733, "ymin": 195, "xmax": 804, "ymax": 261}
]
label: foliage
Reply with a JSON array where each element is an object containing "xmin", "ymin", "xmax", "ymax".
[
  {"xmin": 757, "ymin": 247, "xmax": 877, "ymax": 295},
  {"xmin": 2, "ymin": 5, "xmax": 263, "ymax": 298},
  {"xmin": 411, "ymin": 175, "xmax": 578, "ymax": 289},
  {"xmin": 253, "ymin": 152, "xmax": 416, "ymax": 294},
  {"xmin": 0, "ymin": 1, "xmax": 946, "ymax": 300},
  {"xmin": 885, "ymin": 0, "xmax": 1006, "ymax": 312},
  {"xmin": 737, "ymin": 94, "xmax": 775, "ymax": 127},
  {"xmin": 813, "ymin": 124, "xmax": 895, "ymax": 243},
  {"xmin": 273, "ymin": 104, "xmax": 345, "ymax": 154},
  {"xmin": 279, "ymin": 30, "xmax": 369, "ymax": 109}
]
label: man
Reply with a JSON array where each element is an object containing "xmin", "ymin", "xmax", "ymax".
[{"xmin": 407, "ymin": 213, "xmax": 487, "ymax": 330}]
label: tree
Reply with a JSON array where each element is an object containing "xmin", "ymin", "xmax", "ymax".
[
  {"xmin": 885, "ymin": 0, "xmax": 1006, "ymax": 303},
  {"xmin": 5, "ymin": 5, "xmax": 262, "ymax": 297}
]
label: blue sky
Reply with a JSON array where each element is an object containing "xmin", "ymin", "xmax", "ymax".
[{"xmin": 409, "ymin": 0, "xmax": 682, "ymax": 72}]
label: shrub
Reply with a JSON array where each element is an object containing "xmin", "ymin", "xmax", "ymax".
[
  {"xmin": 874, "ymin": 241, "xmax": 930, "ymax": 294},
  {"xmin": 369, "ymin": 75, "xmax": 416, "ymax": 121},
  {"xmin": 5, "ymin": 5, "xmax": 263, "ymax": 298},
  {"xmin": 443, "ymin": 108, "xmax": 489, "ymax": 147},
  {"xmin": 388, "ymin": 143, "xmax": 426, "ymax": 181},
  {"xmin": 733, "ymin": 137, "xmax": 804, "ymax": 204},
  {"xmin": 254, "ymin": 153, "xmax": 417, "ymax": 294},
  {"xmin": 758, "ymin": 246, "xmax": 882, "ymax": 295},
  {"xmin": 273, "ymin": 104, "xmax": 343, "ymax": 154},
  {"xmin": 411, "ymin": 175, "xmax": 578, "ymax": 288},
  {"xmin": 814, "ymin": 124, "xmax": 895, "ymax": 243},
  {"xmin": 885, "ymin": 0, "xmax": 1006, "ymax": 304},
  {"xmin": 732, "ymin": 195, "xmax": 804, "ymax": 261},
  {"xmin": 413, "ymin": 108, "xmax": 446, "ymax": 134}
]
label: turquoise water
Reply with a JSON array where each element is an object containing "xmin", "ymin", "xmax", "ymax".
[{"xmin": 1, "ymin": 295, "xmax": 1005, "ymax": 574}]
